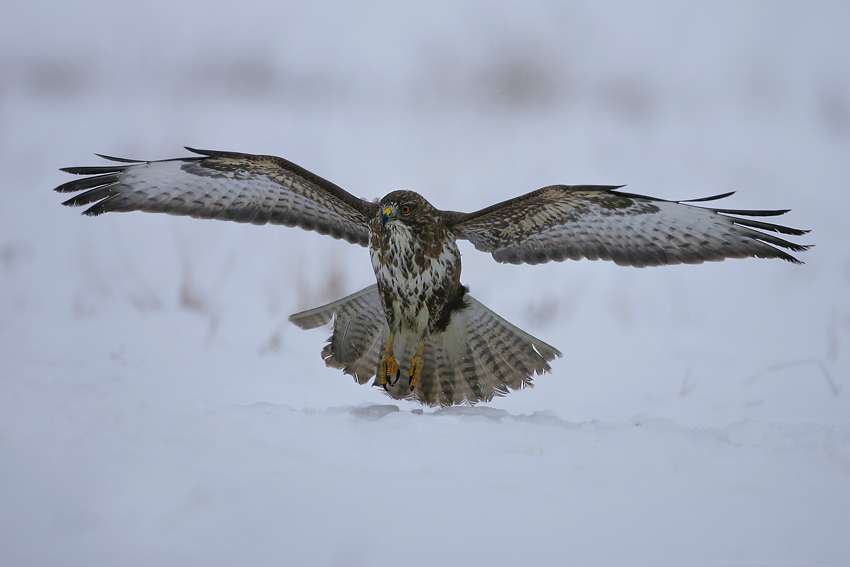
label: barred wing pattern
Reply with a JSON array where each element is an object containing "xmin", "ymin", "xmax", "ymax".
[
  {"xmin": 289, "ymin": 285, "xmax": 561, "ymax": 407},
  {"xmin": 55, "ymin": 148, "xmax": 377, "ymax": 246},
  {"xmin": 447, "ymin": 186, "xmax": 810, "ymax": 267}
]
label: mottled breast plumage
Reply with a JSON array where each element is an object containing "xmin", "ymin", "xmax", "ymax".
[{"xmin": 368, "ymin": 191, "xmax": 463, "ymax": 335}]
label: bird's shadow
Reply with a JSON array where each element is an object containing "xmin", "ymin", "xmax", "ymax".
[{"xmin": 216, "ymin": 401, "xmax": 571, "ymax": 424}]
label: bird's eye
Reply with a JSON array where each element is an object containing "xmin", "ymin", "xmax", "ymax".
[{"xmin": 400, "ymin": 205, "xmax": 411, "ymax": 215}]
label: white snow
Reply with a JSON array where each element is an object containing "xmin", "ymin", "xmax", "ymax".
[{"xmin": 1, "ymin": 1, "xmax": 848, "ymax": 565}]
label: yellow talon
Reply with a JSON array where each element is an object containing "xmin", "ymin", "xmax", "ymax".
[
  {"xmin": 381, "ymin": 333, "xmax": 399, "ymax": 388},
  {"xmin": 408, "ymin": 338, "xmax": 426, "ymax": 391},
  {"xmin": 382, "ymin": 353, "xmax": 399, "ymax": 386},
  {"xmin": 409, "ymin": 355, "xmax": 424, "ymax": 390}
]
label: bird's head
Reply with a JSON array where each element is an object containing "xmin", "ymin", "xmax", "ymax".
[{"xmin": 378, "ymin": 190, "xmax": 435, "ymax": 227}]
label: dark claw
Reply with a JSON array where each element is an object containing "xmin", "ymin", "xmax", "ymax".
[{"xmin": 383, "ymin": 369, "xmax": 401, "ymax": 388}]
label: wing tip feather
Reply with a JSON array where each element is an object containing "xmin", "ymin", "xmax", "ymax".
[{"xmin": 93, "ymin": 153, "xmax": 145, "ymax": 164}]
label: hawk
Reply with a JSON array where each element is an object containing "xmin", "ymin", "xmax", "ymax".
[{"xmin": 55, "ymin": 147, "xmax": 810, "ymax": 406}]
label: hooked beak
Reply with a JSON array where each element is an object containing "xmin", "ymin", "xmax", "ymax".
[{"xmin": 381, "ymin": 207, "xmax": 393, "ymax": 226}]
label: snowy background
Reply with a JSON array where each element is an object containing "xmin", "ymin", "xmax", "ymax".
[{"xmin": 1, "ymin": 0, "xmax": 849, "ymax": 565}]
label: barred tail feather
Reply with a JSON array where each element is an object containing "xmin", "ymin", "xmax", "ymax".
[
  {"xmin": 289, "ymin": 285, "xmax": 562, "ymax": 406},
  {"xmin": 289, "ymin": 285, "xmax": 389, "ymax": 384}
]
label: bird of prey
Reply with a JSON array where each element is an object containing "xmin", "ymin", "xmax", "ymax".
[{"xmin": 55, "ymin": 147, "xmax": 810, "ymax": 406}]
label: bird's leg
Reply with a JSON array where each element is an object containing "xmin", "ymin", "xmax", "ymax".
[
  {"xmin": 381, "ymin": 333, "xmax": 400, "ymax": 389},
  {"xmin": 408, "ymin": 337, "xmax": 426, "ymax": 392}
]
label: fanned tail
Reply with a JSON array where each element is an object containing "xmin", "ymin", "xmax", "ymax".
[{"xmin": 289, "ymin": 285, "xmax": 562, "ymax": 406}]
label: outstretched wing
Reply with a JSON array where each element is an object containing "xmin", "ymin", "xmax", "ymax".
[
  {"xmin": 55, "ymin": 148, "xmax": 379, "ymax": 246},
  {"xmin": 445, "ymin": 185, "xmax": 810, "ymax": 267}
]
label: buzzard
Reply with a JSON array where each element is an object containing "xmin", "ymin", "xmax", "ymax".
[{"xmin": 55, "ymin": 148, "xmax": 810, "ymax": 406}]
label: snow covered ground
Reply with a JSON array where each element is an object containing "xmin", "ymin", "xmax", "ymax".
[{"xmin": 1, "ymin": 1, "xmax": 849, "ymax": 565}]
